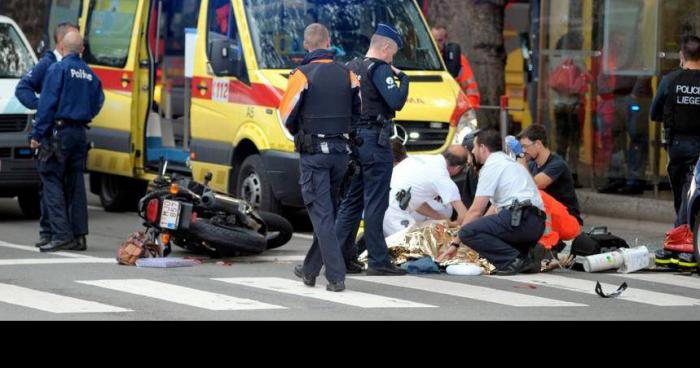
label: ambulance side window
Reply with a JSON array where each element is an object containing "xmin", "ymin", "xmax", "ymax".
[
  {"xmin": 206, "ymin": 0, "xmax": 246, "ymax": 80},
  {"xmin": 84, "ymin": 0, "xmax": 138, "ymax": 68}
]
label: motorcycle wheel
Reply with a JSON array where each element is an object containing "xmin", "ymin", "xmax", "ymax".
[
  {"xmin": 189, "ymin": 218, "xmax": 267, "ymax": 256},
  {"xmin": 259, "ymin": 211, "xmax": 293, "ymax": 250},
  {"xmin": 693, "ymin": 214, "xmax": 700, "ymax": 273}
]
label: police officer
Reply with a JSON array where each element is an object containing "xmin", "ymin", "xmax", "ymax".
[
  {"xmin": 280, "ymin": 24, "xmax": 360, "ymax": 292},
  {"xmin": 31, "ymin": 31, "xmax": 104, "ymax": 252},
  {"xmin": 15, "ymin": 22, "xmax": 79, "ymax": 248},
  {"xmin": 651, "ymin": 35, "xmax": 700, "ymax": 227},
  {"xmin": 335, "ymin": 24, "xmax": 409, "ymax": 276},
  {"xmin": 438, "ymin": 129, "xmax": 546, "ymax": 275}
]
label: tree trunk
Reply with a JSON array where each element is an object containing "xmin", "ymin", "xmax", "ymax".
[
  {"xmin": 1, "ymin": 0, "xmax": 50, "ymax": 51},
  {"xmin": 424, "ymin": 0, "xmax": 507, "ymax": 129}
]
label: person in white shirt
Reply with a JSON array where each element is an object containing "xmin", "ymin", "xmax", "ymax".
[
  {"xmin": 438, "ymin": 129, "xmax": 546, "ymax": 275},
  {"xmin": 383, "ymin": 145, "xmax": 469, "ymax": 237}
]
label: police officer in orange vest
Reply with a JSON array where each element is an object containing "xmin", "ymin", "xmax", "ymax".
[{"xmin": 280, "ymin": 24, "xmax": 361, "ymax": 292}]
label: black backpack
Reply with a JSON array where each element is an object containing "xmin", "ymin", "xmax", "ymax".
[{"xmin": 571, "ymin": 226, "xmax": 629, "ymax": 257}]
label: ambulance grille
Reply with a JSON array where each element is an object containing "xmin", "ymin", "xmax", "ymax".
[
  {"xmin": 0, "ymin": 115, "xmax": 29, "ymax": 133},
  {"xmin": 395, "ymin": 121, "xmax": 449, "ymax": 152}
]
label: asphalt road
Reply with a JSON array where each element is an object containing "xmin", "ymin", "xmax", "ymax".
[{"xmin": 1, "ymin": 191, "xmax": 699, "ymax": 321}]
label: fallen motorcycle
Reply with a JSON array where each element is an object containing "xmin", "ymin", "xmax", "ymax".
[{"xmin": 136, "ymin": 160, "xmax": 293, "ymax": 258}]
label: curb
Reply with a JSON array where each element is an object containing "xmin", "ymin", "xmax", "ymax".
[{"xmin": 577, "ymin": 190, "xmax": 676, "ymax": 224}]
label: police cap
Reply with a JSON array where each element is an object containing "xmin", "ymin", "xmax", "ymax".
[{"xmin": 375, "ymin": 23, "xmax": 403, "ymax": 49}]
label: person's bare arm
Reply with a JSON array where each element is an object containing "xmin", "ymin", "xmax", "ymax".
[
  {"xmin": 415, "ymin": 202, "xmax": 450, "ymax": 221},
  {"xmin": 451, "ymin": 200, "xmax": 468, "ymax": 224},
  {"xmin": 484, "ymin": 204, "xmax": 497, "ymax": 216},
  {"xmin": 533, "ymin": 173, "xmax": 554, "ymax": 189},
  {"xmin": 437, "ymin": 196, "xmax": 490, "ymax": 262}
]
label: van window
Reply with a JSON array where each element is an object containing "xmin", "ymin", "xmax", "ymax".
[
  {"xmin": 0, "ymin": 23, "xmax": 36, "ymax": 78},
  {"xmin": 47, "ymin": 0, "xmax": 83, "ymax": 50},
  {"xmin": 206, "ymin": 0, "xmax": 245, "ymax": 77},
  {"xmin": 243, "ymin": 0, "xmax": 442, "ymax": 71},
  {"xmin": 84, "ymin": 0, "xmax": 139, "ymax": 68}
]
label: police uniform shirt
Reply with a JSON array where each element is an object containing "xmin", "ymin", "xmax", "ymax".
[
  {"xmin": 370, "ymin": 62, "xmax": 410, "ymax": 113},
  {"xmin": 476, "ymin": 151, "xmax": 544, "ymax": 211},
  {"xmin": 32, "ymin": 53, "xmax": 105, "ymax": 141},
  {"xmin": 388, "ymin": 154, "xmax": 462, "ymax": 212},
  {"xmin": 14, "ymin": 50, "xmax": 62, "ymax": 110}
]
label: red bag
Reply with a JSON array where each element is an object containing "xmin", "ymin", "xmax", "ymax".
[
  {"xmin": 663, "ymin": 225, "xmax": 694, "ymax": 254},
  {"xmin": 548, "ymin": 58, "xmax": 584, "ymax": 95}
]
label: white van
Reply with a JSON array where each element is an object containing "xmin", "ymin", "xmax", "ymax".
[{"xmin": 0, "ymin": 15, "xmax": 40, "ymax": 217}]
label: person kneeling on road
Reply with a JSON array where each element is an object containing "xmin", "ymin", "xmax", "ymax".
[
  {"xmin": 438, "ymin": 129, "xmax": 546, "ymax": 275},
  {"xmin": 383, "ymin": 145, "xmax": 469, "ymax": 237}
]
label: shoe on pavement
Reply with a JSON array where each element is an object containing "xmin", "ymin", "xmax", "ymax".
[
  {"xmin": 35, "ymin": 236, "xmax": 51, "ymax": 248},
  {"xmin": 597, "ymin": 180, "xmax": 625, "ymax": 194},
  {"xmin": 39, "ymin": 239, "xmax": 76, "ymax": 253},
  {"xmin": 346, "ymin": 259, "xmax": 365, "ymax": 274},
  {"xmin": 326, "ymin": 281, "xmax": 346, "ymax": 292},
  {"xmin": 494, "ymin": 256, "xmax": 535, "ymax": 276},
  {"xmin": 366, "ymin": 264, "xmax": 407, "ymax": 276},
  {"xmin": 68, "ymin": 236, "xmax": 87, "ymax": 251},
  {"xmin": 294, "ymin": 265, "xmax": 316, "ymax": 287}
]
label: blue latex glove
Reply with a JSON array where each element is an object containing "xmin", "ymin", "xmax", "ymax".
[{"xmin": 505, "ymin": 135, "xmax": 524, "ymax": 158}]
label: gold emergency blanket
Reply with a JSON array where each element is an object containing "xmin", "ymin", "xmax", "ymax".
[{"xmin": 359, "ymin": 221, "xmax": 496, "ymax": 274}]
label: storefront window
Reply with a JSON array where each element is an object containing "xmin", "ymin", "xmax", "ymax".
[{"xmin": 537, "ymin": 0, "xmax": 699, "ymax": 196}]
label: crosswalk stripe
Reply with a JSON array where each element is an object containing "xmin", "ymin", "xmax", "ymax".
[
  {"xmin": 494, "ymin": 274, "xmax": 700, "ymax": 307},
  {"xmin": 0, "ymin": 240, "xmax": 94, "ymax": 259},
  {"xmin": 350, "ymin": 276, "xmax": 587, "ymax": 307},
  {"xmin": 233, "ymin": 255, "xmax": 306, "ymax": 263},
  {"xmin": 0, "ymin": 283, "xmax": 131, "ymax": 314},
  {"xmin": 77, "ymin": 279, "xmax": 286, "ymax": 311},
  {"xmin": 610, "ymin": 273, "xmax": 700, "ymax": 291},
  {"xmin": 0, "ymin": 258, "xmax": 115, "ymax": 266},
  {"xmin": 214, "ymin": 277, "xmax": 437, "ymax": 309}
]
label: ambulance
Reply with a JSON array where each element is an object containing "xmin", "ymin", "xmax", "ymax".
[{"xmin": 45, "ymin": 0, "xmax": 469, "ymax": 213}]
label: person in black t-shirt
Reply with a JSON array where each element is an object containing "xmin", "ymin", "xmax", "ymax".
[{"xmin": 517, "ymin": 124, "xmax": 583, "ymax": 225}]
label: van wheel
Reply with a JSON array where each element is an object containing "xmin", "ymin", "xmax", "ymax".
[
  {"xmin": 18, "ymin": 191, "xmax": 41, "ymax": 219},
  {"xmin": 237, "ymin": 155, "xmax": 282, "ymax": 214},
  {"xmin": 99, "ymin": 174, "xmax": 134, "ymax": 212}
]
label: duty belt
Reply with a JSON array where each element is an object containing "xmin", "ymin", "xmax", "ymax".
[{"xmin": 56, "ymin": 119, "xmax": 88, "ymax": 128}]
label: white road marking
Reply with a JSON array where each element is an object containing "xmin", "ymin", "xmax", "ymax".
[
  {"xmin": 87, "ymin": 205, "xmax": 105, "ymax": 212},
  {"xmin": 293, "ymin": 233, "xmax": 314, "ymax": 240},
  {"xmin": 0, "ymin": 283, "xmax": 130, "ymax": 314},
  {"xmin": 0, "ymin": 258, "xmax": 115, "ymax": 266},
  {"xmin": 0, "ymin": 240, "xmax": 94, "ymax": 259},
  {"xmin": 233, "ymin": 255, "xmax": 306, "ymax": 263},
  {"xmin": 77, "ymin": 279, "xmax": 286, "ymax": 311},
  {"xmin": 214, "ymin": 277, "xmax": 437, "ymax": 309},
  {"xmin": 494, "ymin": 274, "xmax": 700, "ymax": 307},
  {"xmin": 610, "ymin": 272, "xmax": 700, "ymax": 291},
  {"xmin": 351, "ymin": 276, "xmax": 587, "ymax": 307}
]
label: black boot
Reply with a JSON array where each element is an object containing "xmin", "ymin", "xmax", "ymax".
[
  {"xmin": 35, "ymin": 236, "xmax": 51, "ymax": 248},
  {"xmin": 39, "ymin": 239, "xmax": 77, "ymax": 253},
  {"xmin": 68, "ymin": 236, "xmax": 87, "ymax": 251},
  {"xmin": 495, "ymin": 256, "xmax": 536, "ymax": 276},
  {"xmin": 346, "ymin": 259, "xmax": 365, "ymax": 274},
  {"xmin": 294, "ymin": 265, "xmax": 316, "ymax": 287},
  {"xmin": 326, "ymin": 281, "xmax": 346, "ymax": 292},
  {"xmin": 366, "ymin": 264, "xmax": 407, "ymax": 276}
]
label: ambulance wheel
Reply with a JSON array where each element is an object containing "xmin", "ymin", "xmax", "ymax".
[
  {"xmin": 237, "ymin": 155, "xmax": 282, "ymax": 214},
  {"xmin": 17, "ymin": 191, "xmax": 41, "ymax": 219},
  {"xmin": 99, "ymin": 174, "xmax": 131, "ymax": 212}
]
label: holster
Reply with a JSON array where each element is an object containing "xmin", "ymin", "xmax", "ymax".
[
  {"xmin": 294, "ymin": 132, "xmax": 319, "ymax": 154},
  {"xmin": 508, "ymin": 200, "xmax": 533, "ymax": 228},
  {"xmin": 377, "ymin": 116, "xmax": 392, "ymax": 148},
  {"xmin": 396, "ymin": 187, "xmax": 412, "ymax": 211},
  {"xmin": 38, "ymin": 133, "xmax": 63, "ymax": 163}
]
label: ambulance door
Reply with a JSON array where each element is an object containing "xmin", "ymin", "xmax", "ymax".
[
  {"xmin": 83, "ymin": 0, "xmax": 149, "ymax": 178},
  {"xmin": 190, "ymin": 0, "xmax": 249, "ymax": 193}
]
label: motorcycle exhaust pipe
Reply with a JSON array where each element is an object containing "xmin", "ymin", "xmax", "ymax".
[{"xmin": 200, "ymin": 192, "xmax": 262, "ymax": 231}]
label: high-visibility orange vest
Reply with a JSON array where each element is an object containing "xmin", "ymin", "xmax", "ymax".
[{"xmin": 539, "ymin": 190, "xmax": 581, "ymax": 249}]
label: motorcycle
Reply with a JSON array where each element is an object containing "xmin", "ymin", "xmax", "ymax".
[
  {"xmin": 136, "ymin": 160, "xmax": 293, "ymax": 258},
  {"xmin": 684, "ymin": 158, "xmax": 700, "ymax": 272}
]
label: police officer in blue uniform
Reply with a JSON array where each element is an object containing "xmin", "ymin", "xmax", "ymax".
[
  {"xmin": 335, "ymin": 24, "xmax": 410, "ymax": 276},
  {"xmin": 651, "ymin": 35, "xmax": 700, "ymax": 227},
  {"xmin": 280, "ymin": 24, "xmax": 361, "ymax": 292},
  {"xmin": 30, "ymin": 31, "xmax": 104, "ymax": 252},
  {"xmin": 15, "ymin": 22, "xmax": 79, "ymax": 248}
]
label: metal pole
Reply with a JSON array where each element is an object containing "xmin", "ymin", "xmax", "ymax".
[
  {"xmin": 500, "ymin": 95, "xmax": 509, "ymax": 141},
  {"xmin": 184, "ymin": 78, "xmax": 191, "ymax": 150}
]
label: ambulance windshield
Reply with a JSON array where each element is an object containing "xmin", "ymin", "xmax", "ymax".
[
  {"xmin": 0, "ymin": 23, "xmax": 35, "ymax": 78},
  {"xmin": 244, "ymin": 0, "xmax": 442, "ymax": 71}
]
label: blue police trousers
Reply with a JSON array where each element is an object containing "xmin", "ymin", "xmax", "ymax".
[
  {"xmin": 667, "ymin": 136, "xmax": 700, "ymax": 227},
  {"xmin": 37, "ymin": 126, "xmax": 89, "ymax": 243},
  {"xmin": 335, "ymin": 127, "xmax": 393, "ymax": 268},
  {"xmin": 300, "ymin": 153, "xmax": 349, "ymax": 283},
  {"xmin": 459, "ymin": 208, "xmax": 545, "ymax": 270}
]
